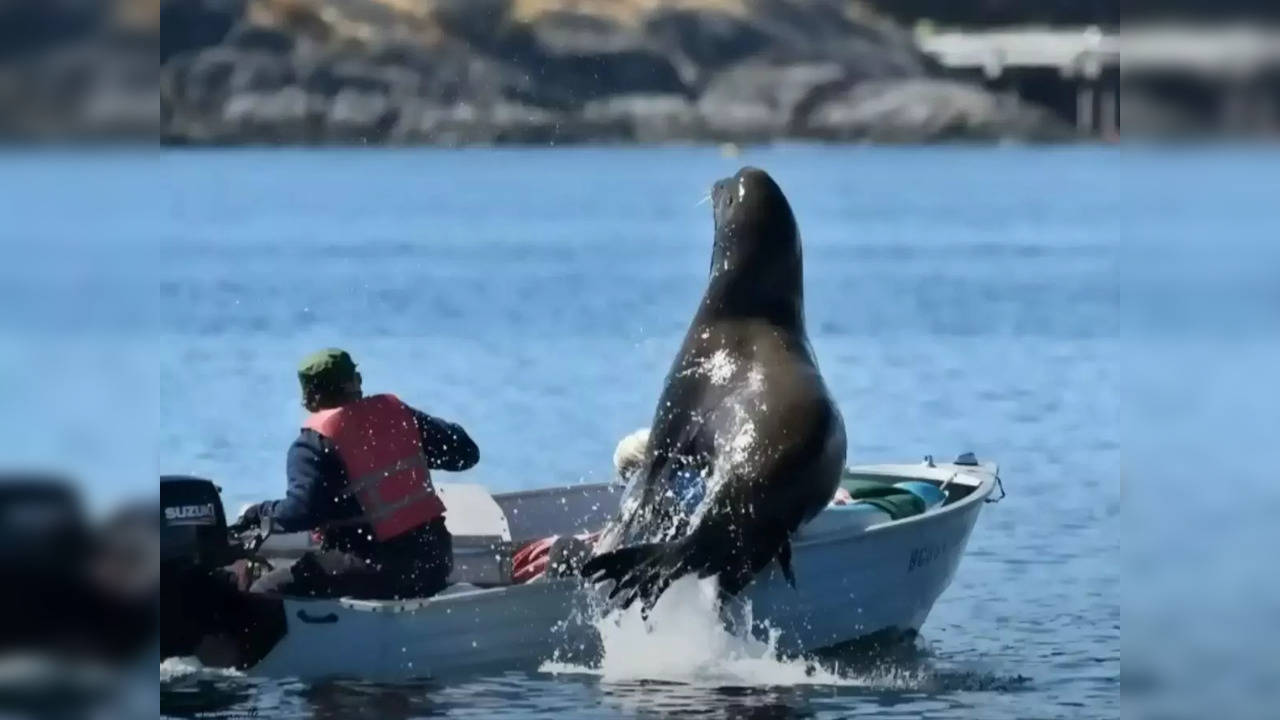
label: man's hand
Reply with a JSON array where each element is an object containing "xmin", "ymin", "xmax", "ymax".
[
  {"xmin": 214, "ymin": 559, "xmax": 257, "ymax": 592},
  {"xmin": 234, "ymin": 503, "xmax": 262, "ymax": 531}
]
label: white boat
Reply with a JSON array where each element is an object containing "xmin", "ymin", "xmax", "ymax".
[{"xmin": 236, "ymin": 455, "xmax": 1001, "ymax": 680}]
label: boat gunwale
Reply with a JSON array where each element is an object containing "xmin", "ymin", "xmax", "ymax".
[
  {"xmin": 330, "ymin": 463, "xmax": 996, "ymax": 612},
  {"xmin": 489, "ymin": 481, "xmax": 620, "ymax": 503},
  {"xmin": 486, "ymin": 462, "xmax": 992, "ymax": 503},
  {"xmin": 795, "ymin": 464, "xmax": 995, "ymax": 551}
]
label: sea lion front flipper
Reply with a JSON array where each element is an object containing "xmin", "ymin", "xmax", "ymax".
[
  {"xmin": 582, "ymin": 543, "xmax": 665, "ymax": 598},
  {"xmin": 584, "ymin": 515, "xmax": 749, "ymax": 614},
  {"xmin": 777, "ymin": 539, "xmax": 796, "ymax": 589}
]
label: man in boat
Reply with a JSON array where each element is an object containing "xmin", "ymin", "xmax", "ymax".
[{"xmin": 237, "ymin": 348, "xmax": 480, "ymax": 600}]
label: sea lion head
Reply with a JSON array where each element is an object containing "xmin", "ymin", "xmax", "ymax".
[{"xmin": 707, "ymin": 167, "xmax": 803, "ymax": 324}]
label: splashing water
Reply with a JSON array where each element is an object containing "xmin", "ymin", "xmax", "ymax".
[
  {"xmin": 724, "ymin": 419, "xmax": 756, "ymax": 468},
  {"xmin": 680, "ymin": 349, "xmax": 737, "ymax": 386},
  {"xmin": 542, "ymin": 576, "xmax": 860, "ymax": 687},
  {"xmin": 160, "ymin": 656, "xmax": 244, "ymax": 683},
  {"xmin": 703, "ymin": 350, "xmax": 737, "ymax": 386}
]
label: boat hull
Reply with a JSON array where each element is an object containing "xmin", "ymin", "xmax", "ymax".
[{"xmin": 250, "ymin": 462, "xmax": 995, "ymax": 679}]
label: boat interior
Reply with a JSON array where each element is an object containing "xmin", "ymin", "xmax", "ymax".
[{"xmin": 261, "ymin": 459, "xmax": 992, "ymax": 600}]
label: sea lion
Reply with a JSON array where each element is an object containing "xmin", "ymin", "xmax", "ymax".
[{"xmin": 583, "ymin": 167, "xmax": 846, "ymax": 612}]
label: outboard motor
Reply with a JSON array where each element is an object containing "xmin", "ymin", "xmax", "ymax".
[
  {"xmin": 159, "ymin": 476, "xmax": 285, "ymax": 667},
  {"xmin": 160, "ymin": 475, "xmax": 234, "ymax": 573}
]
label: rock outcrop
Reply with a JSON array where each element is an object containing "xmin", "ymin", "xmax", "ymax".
[
  {"xmin": 4, "ymin": 0, "xmax": 1073, "ymax": 144},
  {"xmin": 801, "ymin": 79, "xmax": 1072, "ymax": 142}
]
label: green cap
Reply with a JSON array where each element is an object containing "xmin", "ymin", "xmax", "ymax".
[{"xmin": 297, "ymin": 348, "xmax": 357, "ymax": 392}]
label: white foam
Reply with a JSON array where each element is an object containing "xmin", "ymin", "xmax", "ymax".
[
  {"xmin": 542, "ymin": 576, "xmax": 860, "ymax": 687},
  {"xmin": 159, "ymin": 656, "xmax": 244, "ymax": 683}
]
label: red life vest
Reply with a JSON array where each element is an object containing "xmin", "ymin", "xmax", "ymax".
[{"xmin": 304, "ymin": 393, "xmax": 446, "ymax": 542}]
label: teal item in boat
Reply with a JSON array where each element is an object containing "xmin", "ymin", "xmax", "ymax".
[
  {"xmin": 838, "ymin": 475, "xmax": 926, "ymax": 520},
  {"xmin": 892, "ymin": 480, "xmax": 947, "ymax": 510}
]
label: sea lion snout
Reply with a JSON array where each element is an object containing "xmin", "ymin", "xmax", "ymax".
[{"xmin": 711, "ymin": 178, "xmax": 733, "ymax": 227}]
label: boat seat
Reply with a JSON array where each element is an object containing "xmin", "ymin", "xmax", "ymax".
[{"xmin": 436, "ymin": 483, "xmax": 511, "ymax": 540}]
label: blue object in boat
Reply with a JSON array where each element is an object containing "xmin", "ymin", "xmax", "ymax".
[
  {"xmin": 892, "ymin": 481, "xmax": 947, "ymax": 510},
  {"xmin": 619, "ymin": 468, "xmax": 706, "ymax": 515}
]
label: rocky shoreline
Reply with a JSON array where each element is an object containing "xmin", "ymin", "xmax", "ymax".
[{"xmin": 3, "ymin": 0, "xmax": 1076, "ymax": 144}]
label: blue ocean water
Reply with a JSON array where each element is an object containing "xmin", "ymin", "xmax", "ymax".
[{"xmin": 16, "ymin": 144, "xmax": 1271, "ymax": 718}]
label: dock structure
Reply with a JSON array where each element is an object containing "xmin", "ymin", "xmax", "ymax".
[{"xmin": 917, "ymin": 26, "xmax": 1280, "ymax": 137}]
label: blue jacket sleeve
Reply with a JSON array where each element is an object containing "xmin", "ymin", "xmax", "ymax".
[
  {"xmin": 256, "ymin": 436, "xmax": 329, "ymax": 533},
  {"xmin": 413, "ymin": 410, "xmax": 480, "ymax": 471}
]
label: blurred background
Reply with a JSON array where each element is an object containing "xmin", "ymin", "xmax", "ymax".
[
  {"xmin": 0, "ymin": 0, "xmax": 1276, "ymax": 144},
  {"xmin": 0, "ymin": 2, "xmax": 1278, "ymax": 720}
]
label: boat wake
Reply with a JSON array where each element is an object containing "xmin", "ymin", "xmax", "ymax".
[{"xmin": 542, "ymin": 576, "xmax": 900, "ymax": 688}]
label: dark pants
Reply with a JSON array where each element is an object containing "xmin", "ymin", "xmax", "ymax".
[{"xmin": 250, "ymin": 519, "xmax": 453, "ymax": 600}]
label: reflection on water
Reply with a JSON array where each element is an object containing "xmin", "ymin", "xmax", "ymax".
[{"xmin": 160, "ymin": 637, "xmax": 1037, "ymax": 720}]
